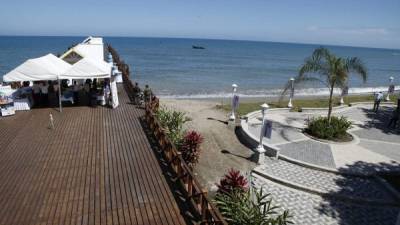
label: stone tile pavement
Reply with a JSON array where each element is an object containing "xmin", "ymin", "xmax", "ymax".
[
  {"xmin": 252, "ymin": 173, "xmax": 400, "ymax": 225},
  {"xmin": 255, "ymin": 158, "xmax": 397, "ymax": 203},
  {"xmin": 276, "ymin": 139, "xmax": 336, "ymax": 168}
]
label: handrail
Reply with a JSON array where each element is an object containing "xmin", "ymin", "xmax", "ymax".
[{"xmin": 107, "ymin": 44, "xmax": 228, "ymax": 225}]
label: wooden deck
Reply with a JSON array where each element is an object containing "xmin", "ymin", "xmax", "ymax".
[{"xmin": 0, "ymin": 85, "xmax": 188, "ymax": 225}]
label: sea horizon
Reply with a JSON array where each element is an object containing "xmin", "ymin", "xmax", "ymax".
[
  {"xmin": 1, "ymin": 36, "xmax": 399, "ymax": 98},
  {"xmin": 1, "ymin": 34, "xmax": 399, "ymax": 51}
]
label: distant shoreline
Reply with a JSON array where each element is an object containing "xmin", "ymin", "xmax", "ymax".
[
  {"xmin": 159, "ymin": 92, "xmax": 376, "ymax": 103},
  {"xmin": 158, "ymin": 86, "xmax": 399, "ymax": 103}
]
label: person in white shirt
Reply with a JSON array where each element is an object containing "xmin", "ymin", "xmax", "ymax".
[
  {"xmin": 73, "ymin": 80, "xmax": 80, "ymax": 105},
  {"xmin": 373, "ymin": 91, "xmax": 383, "ymax": 112},
  {"xmin": 40, "ymin": 81, "xmax": 49, "ymax": 106},
  {"xmin": 53, "ymin": 81, "xmax": 59, "ymax": 93}
]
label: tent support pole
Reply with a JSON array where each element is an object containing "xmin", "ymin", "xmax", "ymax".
[{"xmin": 58, "ymin": 79, "xmax": 62, "ymax": 112}]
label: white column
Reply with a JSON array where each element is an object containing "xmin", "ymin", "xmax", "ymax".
[
  {"xmin": 288, "ymin": 78, "xmax": 294, "ymax": 108},
  {"xmin": 386, "ymin": 76, "xmax": 394, "ymax": 101},
  {"xmin": 229, "ymin": 84, "xmax": 238, "ymax": 120},
  {"xmin": 256, "ymin": 103, "xmax": 269, "ymax": 164}
]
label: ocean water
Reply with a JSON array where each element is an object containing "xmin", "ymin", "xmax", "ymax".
[{"xmin": 1, "ymin": 36, "xmax": 399, "ymax": 98}]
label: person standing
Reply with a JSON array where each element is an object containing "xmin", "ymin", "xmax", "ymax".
[
  {"xmin": 40, "ymin": 81, "xmax": 49, "ymax": 106},
  {"xmin": 48, "ymin": 81, "xmax": 56, "ymax": 107},
  {"xmin": 104, "ymin": 80, "xmax": 111, "ymax": 106},
  {"xmin": 73, "ymin": 80, "xmax": 79, "ymax": 105},
  {"xmin": 373, "ymin": 91, "xmax": 383, "ymax": 112},
  {"xmin": 387, "ymin": 106, "xmax": 399, "ymax": 129},
  {"xmin": 32, "ymin": 81, "xmax": 41, "ymax": 106},
  {"xmin": 143, "ymin": 84, "xmax": 152, "ymax": 105},
  {"xmin": 133, "ymin": 82, "xmax": 141, "ymax": 104}
]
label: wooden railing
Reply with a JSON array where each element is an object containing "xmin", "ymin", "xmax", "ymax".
[
  {"xmin": 107, "ymin": 44, "xmax": 228, "ymax": 225},
  {"xmin": 144, "ymin": 106, "xmax": 227, "ymax": 225}
]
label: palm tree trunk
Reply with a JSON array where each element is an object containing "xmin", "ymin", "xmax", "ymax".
[{"xmin": 327, "ymin": 84, "xmax": 335, "ymax": 125}]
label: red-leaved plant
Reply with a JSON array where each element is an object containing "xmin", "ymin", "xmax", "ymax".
[
  {"xmin": 216, "ymin": 169, "xmax": 248, "ymax": 194},
  {"xmin": 180, "ymin": 131, "xmax": 203, "ymax": 169}
]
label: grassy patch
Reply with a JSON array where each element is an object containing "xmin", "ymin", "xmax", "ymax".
[{"xmin": 216, "ymin": 94, "xmax": 398, "ymax": 116}]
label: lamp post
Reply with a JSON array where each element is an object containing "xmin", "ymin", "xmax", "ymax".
[
  {"xmin": 386, "ymin": 76, "xmax": 394, "ymax": 101},
  {"xmin": 256, "ymin": 103, "xmax": 269, "ymax": 164},
  {"xmin": 340, "ymin": 87, "xmax": 345, "ymax": 105},
  {"xmin": 229, "ymin": 84, "xmax": 238, "ymax": 121},
  {"xmin": 339, "ymin": 96, "xmax": 345, "ymax": 105},
  {"xmin": 288, "ymin": 78, "xmax": 294, "ymax": 108}
]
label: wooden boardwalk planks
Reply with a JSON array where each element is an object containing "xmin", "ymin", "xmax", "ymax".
[{"xmin": 0, "ymin": 85, "xmax": 187, "ymax": 225}]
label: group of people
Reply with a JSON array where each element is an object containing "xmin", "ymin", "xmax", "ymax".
[
  {"xmin": 12, "ymin": 78, "xmax": 112, "ymax": 108},
  {"xmin": 132, "ymin": 82, "xmax": 153, "ymax": 106},
  {"xmin": 31, "ymin": 80, "xmax": 63, "ymax": 106}
]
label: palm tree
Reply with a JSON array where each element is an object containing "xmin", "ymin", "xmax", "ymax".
[{"xmin": 283, "ymin": 47, "xmax": 367, "ymax": 124}]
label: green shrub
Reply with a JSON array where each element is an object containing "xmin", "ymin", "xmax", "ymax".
[
  {"xmin": 155, "ymin": 107, "xmax": 189, "ymax": 147},
  {"xmin": 306, "ymin": 116, "xmax": 352, "ymax": 140},
  {"xmin": 215, "ymin": 188, "xmax": 292, "ymax": 225}
]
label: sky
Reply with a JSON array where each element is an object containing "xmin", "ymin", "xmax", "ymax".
[{"xmin": 0, "ymin": 0, "xmax": 399, "ymax": 49}]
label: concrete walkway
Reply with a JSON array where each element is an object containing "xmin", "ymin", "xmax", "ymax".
[{"xmin": 243, "ymin": 103, "xmax": 400, "ymax": 174}]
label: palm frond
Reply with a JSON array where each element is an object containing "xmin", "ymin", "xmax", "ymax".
[
  {"xmin": 279, "ymin": 76, "xmax": 325, "ymax": 102},
  {"xmin": 311, "ymin": 47, "xmax": 331, "ymax": 61},
  {"xmin": 346, "ymin": 57, "xmax": 367, "ymax": 82},
  {"xmin": 299, "ymin": 56, "xmax": 324, "ymax": 76}
]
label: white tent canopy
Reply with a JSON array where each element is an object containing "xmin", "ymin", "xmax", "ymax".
[
  {"xmin": 60, "ymin": 57, "xmax": 111, "ymax": 79},
  {"xmin": 3, "ymin": 54, "xmax": 71, "ymax": 82}
]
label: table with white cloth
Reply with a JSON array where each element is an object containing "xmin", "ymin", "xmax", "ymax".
[
  {"xmin": 97, "ymin": 95, "xmax": 106, "ymax": 105},
  {"xmin": 61, "ymin": 96, "xmax": 74, "ymax": 104},
  {"xmin": 13, "ymin": 98, "xmax": 31, "ymax": 111},
  {"xmin": 0, "ymin": 100, "xmax": 15, "ymax": 116}
]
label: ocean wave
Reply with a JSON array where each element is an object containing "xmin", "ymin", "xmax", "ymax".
[{"xmin": 159, "ymin": 86, "xmax": 400, "ymax": 99}]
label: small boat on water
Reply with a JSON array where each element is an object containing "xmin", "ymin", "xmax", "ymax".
[{"xmin": 192, "ymin": 45, "xmax": 205, "ymax": 50}]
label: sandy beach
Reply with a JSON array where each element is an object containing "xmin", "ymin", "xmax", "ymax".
[{"xmin": 160, "ymin": 98, "xmax": 256, "ymax": 191}]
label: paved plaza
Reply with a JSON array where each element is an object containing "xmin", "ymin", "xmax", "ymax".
[
  {"xmin": 241, "ymin": 103, "xmax": 400, "ymax": 225},
  {"xmin": 244, "ymin": 104, "xmax": 400, "ymax": 172}
]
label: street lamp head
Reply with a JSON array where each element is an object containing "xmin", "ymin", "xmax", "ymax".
[
  {"xmin": 389, "ymin": 76, "xmax": 394, "ymax": 81},
  {"xmin": 232, "ymin": 83, "xmax": 238, "ymax": 93},
  {"xmin": 260, "ymin": 103, "xmax": 269, "ymax": 114},
  {"xmin": 290, "ymin": 77, "xmax": 295, "ymax": 81},
  {"xmin": 260, "ymin": 103, "xmax": 269, "ymax": 110}
]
